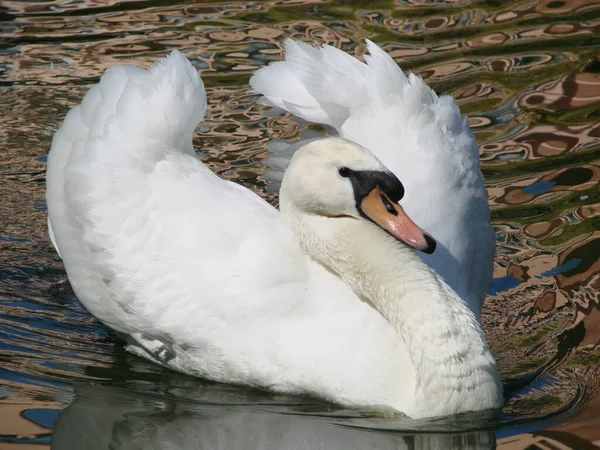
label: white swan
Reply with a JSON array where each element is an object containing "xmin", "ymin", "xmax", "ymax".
[
  {"xmin": 45, "ymin": 50, "xmax": 502, "ymax": 418},
  {"xmin": 250, "ymin": 39, "xmax": 495, "ymax": 318}
]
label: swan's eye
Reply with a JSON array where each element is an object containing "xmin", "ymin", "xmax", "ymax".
[{"xmin": 339, "ymin": 167, "xmax": 350, "ymax": 178}]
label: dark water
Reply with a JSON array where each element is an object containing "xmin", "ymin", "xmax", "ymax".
[{"xmin": 1, "ymin": 0, "xmax": 600, "ymax": 448}]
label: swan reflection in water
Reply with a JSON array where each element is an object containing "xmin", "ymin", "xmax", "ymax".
[{"xmin": 52, "ymin": 384, "xmax": 496, "ymax": 450}]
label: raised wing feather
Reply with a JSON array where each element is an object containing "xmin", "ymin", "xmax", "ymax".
[
  {"xmin": 46, "ymin": 51, "xmax": 309, "ymax": 338},
  {"xmin": 250, "ymin": 40, "xmax": 495, "ymax": 316}
]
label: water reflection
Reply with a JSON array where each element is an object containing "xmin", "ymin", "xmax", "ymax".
[{"xmin": 51, "ymin": 385, "xmax": 496, "ymax": 450}]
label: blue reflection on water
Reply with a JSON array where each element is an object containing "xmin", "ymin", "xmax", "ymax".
[
  {"xmin": 523, "ymin": 181, "xmax": 556, "ymax": 195},
  {"xmin": 542, "ymin": 258, "xmax": 581, "ymax": 277},
  {"xmin": 23, "ymin": 408, "xmax": 60, "ymax": 429},
  {"xmin": 488, "ymin": 275, "xmax": 521, "ymax": 296}
]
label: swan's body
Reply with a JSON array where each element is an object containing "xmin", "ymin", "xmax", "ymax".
[
  {"xmin": 250, "ymin": 40, "xmax": 495, "ymax": 317},
  {"xmin": 46, "ymin": 49, "xmax": 502, "ymax": 418}
]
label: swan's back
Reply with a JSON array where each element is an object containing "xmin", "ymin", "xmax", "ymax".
[{"xmin": 251, "ymin": 40, "xmax": 495, "ymax": 316}]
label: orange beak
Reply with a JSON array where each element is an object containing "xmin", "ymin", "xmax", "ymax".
[{"xmin": 360, "ymin": 187, "xmax": 436, "ymax": 254}]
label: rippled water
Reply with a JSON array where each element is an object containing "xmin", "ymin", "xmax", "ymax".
[{"xmin": 1, "ymin": 0, "xmax": 600, "ymax": 448}]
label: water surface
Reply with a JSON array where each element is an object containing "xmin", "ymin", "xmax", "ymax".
[{"xmin": 1, "ymin": 0, "xmax": 600, "ymax": 448}]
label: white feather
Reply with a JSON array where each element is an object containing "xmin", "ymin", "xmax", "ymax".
[{"xmin": 250, "ymin": 39, "xmax": 495, "ymax": 317}]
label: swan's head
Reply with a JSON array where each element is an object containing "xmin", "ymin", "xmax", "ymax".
[{"xmin": 280, "ymin": 137, "xmax": 436, "ymax": 254}]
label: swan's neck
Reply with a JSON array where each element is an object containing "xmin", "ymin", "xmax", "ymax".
[{"xmin": 282, "ymin": 205, "xmax": 502, "ymax": 416}]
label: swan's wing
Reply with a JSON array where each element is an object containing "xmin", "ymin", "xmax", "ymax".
[
  {"xmin": 46, "ymin": 51, "xmax": 309, "ymax": 336},
  {"xmin": 250, "ymin": 39, "xmax": 495, "ymax": 316}
]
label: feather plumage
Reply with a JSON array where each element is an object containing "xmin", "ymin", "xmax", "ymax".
[{"xmin": 251, "ymin": 39, "xmax": 495, "ymax": 316}]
